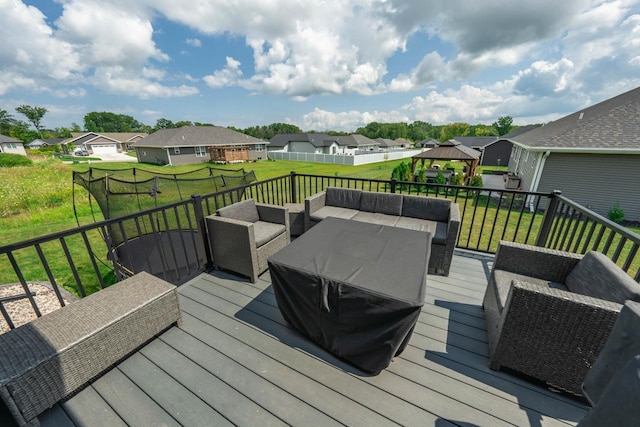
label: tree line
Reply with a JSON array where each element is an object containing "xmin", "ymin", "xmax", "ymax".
[{"xmin": 1, "ymin": 104, "xmax": 519, "ymax": 144}]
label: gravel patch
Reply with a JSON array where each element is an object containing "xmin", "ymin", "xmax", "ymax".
[{"xmin": 0, "ymin": 282, "xmax": 75, "ymax": 335}]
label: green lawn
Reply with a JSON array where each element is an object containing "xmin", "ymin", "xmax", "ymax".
[{"xmin": 2, "ymin": 157, "xmax": 637, "ymax": 296}]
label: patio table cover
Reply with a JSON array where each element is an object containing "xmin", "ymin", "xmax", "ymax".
[{"xmin": 268, "ymin": 217, "xmax": 431, "ymax": 374}]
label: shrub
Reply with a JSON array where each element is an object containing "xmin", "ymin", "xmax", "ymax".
[
  {"xmin": 0, "ymin": 153, "xmax": 33, "ymax": 167},
  {"xmin": 468, "ymin": 174, "xmax": 484, "ymax": 188},
  {"xmin": 608, "ymin": 203, "xmax": 625, "ymax": 224},
  {"xmin": 450, "ymin": 173, "xmax": 464, "ymax": 186}
]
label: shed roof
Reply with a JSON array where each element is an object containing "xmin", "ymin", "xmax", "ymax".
[{"xmin": 411, "ymin": 140, "xmax": 480, "ymax": 161}]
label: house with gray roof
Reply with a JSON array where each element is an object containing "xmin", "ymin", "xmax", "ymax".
[
  {"xmin": 131, "ymin": 126, "xmax": 267, "ymax": 165},
  {"xmin": 268, "ymin": 133, "xmax": 378, "ymax": 155},
  {"xmin": 415, "ymin": 138, "xmax": 439, "ymax": 149},
  {"xmin": 63, "ymin": 132, "xmax": 147, "ymax": 155},
  {"xmin": 452, "ymin": 136, "xmax": 513, "ymax": 166},
  {"xmin": 375, "ymin": 138, "xmax": 403, "ymax": 149},
  {"xmin": 0, "ymin": 134, "xmax": 27, "ymax": 156},
  {"xmin": 27, "ymin": 138, "xmax": 66, "ymax": 149},
  {"xmin": 507, "ymin": 86, "xmax": 640, "ymax": 221}
]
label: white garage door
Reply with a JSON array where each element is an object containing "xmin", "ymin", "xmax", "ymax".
[{"xmin": 91, "ymin": 144, "xmax": 118, "ymax": 155}]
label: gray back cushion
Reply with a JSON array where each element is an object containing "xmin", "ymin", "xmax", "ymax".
[
  {"xmin": 217, "ymin": 199, "xmax": 259, "ymax": 223},
  {"xmin": 566, "ymin": 251, "xmax": 640, "ymax": 304},
  {"xmin": 325, "ymin": 187, "xmax": 362, "ymax": 209},
  {"xmin": 360, "ymin": 192, "xmax": 403, "ymax": 215},
  {"xmin": 402, "ymin": 195, "xmax": 451, "ymax": 222}
]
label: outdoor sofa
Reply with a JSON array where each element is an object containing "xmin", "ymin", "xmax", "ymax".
[
  {"xmin": 304, "ymin": 187, "xmax": 460, "ymax": 276},
  {"xmin": 483, "ymin": 241, "xmax": 640, "ymax": 395}
]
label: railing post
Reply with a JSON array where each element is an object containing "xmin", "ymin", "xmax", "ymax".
[
  {"xmin": 536, "ymin": 190, "xmax": 562, "ymax": 247},
  {"xmin": 290, "ymin": 171, "xmax": 297, "ymax": 203},
  {"xmin": 390, "ymin": 178, "xmax": 397, "ymax": 194},
  {"xmin": 191, "ymin": 194, "xmax": 213, "ymax": 268}
]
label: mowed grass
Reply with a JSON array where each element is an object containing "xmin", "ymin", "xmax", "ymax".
[{"xmin": 2, "ymin": 157, "xmax": 638, "ymax": 297}]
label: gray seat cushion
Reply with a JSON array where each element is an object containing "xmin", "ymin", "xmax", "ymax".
[
  {"xmin": 253, "ymin": 221, "xmax": 286, "ymax": 247},
  {"xmin": 310, "ymin": 206, "xmax": 359, "ymax": 222},
  {"xmin": 325, "ymin": 187, "xmax": 362, "ymax": 209},
  {"xmin": 360, "ymin": 192, "xmax": 403, "ymax": 215},
  {"xmin": 565, "ymin": 251, "xmax": 640, "ymax": 304},
  {"xmin": 217, "ymin": 199, "xmax": 259, "ymax": 223},
  {"xmin": 402, "ymin": 195, "xmax": 451, "ymax": 222},
  {"xmin": 493, "ymin": 270, "xmax": 568, "ymax": 312},
  {"xmin": 351, "ymin": 211, "xmax": 399, "ymax": 227},
  {"xmin": 394, "ymin": 217, "xmax": 448, "ymax": 244}
]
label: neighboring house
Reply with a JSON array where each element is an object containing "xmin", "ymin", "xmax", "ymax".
[
  {"xmin": 415, "ymin": 138, "xmax": 439, "ymax": 149},
  {"xmin": 64, "ymin": 132, "xmax": 147, "ymax": 155},
  {"xmin": 452, "ymin": 136, "xmax": 513, "ymax": 166},
  {"xmin": 507, "ymin": 86, "xmax": 640, "ymax": 221},
  {"xmin": 394, "ymin": 138, "xmax": 413, "ymax": 149},
  {"xmin": 0, "ymin": 134, "xmax": 27, "ymax": 156},
  {"xmin": 27, "ymin": 138, "xmax": 66, "ymax": 149},
  {"xmin": 375, "ymin": 138, "xmax": 403, "ymax": 150},
  {"xmin": 131, "ymin": 126, "xmax": 267, "ymax": 165},
  {"xmin": 269, "ymin": 133, "xmax": 379, "ymax": 155}
]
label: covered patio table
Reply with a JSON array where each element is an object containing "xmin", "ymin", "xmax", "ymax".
[{"xmin": 268, "ymin": 217, "xmax": 431, "ymax": 374}]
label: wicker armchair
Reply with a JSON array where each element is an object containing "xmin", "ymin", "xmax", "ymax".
[
  {"xmin": 207, "ymin": 199, "xmax": 290, "ymax": 283},
  {"xmin": 483, "ymin": 241, "xmax": 640, "ymax": 395}
]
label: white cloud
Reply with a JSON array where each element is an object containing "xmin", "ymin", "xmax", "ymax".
[
  {"xmin": 92, "ymin": 67, "xmax": 199, "ymax": 98},
  {"xmin": 301, "ymin": 107, "xmax": 410, "ymax": 131},
  {"xmin": 203, "ymin": 57, "xmax": 243, "ymax": 88},
  {"xmin": 186, "ymin": 38, "xmax": 202, "ymax": 47}
]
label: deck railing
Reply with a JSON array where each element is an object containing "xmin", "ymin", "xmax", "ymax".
[{"xmin": 2, "ymin": 172, "xmax": 639, "ymax": 330}]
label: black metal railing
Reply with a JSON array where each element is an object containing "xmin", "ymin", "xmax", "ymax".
[{"xmin": 2, "ymin": 172, "xmax": 639, "ymax": 331}]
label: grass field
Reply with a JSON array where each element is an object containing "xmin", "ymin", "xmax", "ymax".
[{"xmin": 2, "ymin": 156, "xmax": 638, "ymax": 297}]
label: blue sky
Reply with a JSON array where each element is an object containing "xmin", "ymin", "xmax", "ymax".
[{"xmin": 1, "ymin": 0, "xmax": 639, "ymax": 132}]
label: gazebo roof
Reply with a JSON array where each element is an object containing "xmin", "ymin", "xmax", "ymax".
[{"xmin": 411, "ymin": 140, "xmax": 480, "ymax": 161}]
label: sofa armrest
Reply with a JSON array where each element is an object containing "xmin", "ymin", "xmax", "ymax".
[
  {"xmin": 493, "ymin": 241, "xmax": 582, "ymax": 283},
  {"xmin": 304, "ymin": 191, "xmax": 326, "ymax": 231},
  {"xmin": 491, "ymin": 279, "xmax": 621, "ymax": 394},
  {"xmin": 207, "ymin": 215, "xmax": 257, "ymax": 277},
  {"xmin": 256, "ymin": 203, "xmax": 289, "ymax": 229}
]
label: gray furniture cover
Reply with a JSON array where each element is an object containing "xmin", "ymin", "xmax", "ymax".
[
  {"xmin": 578, "ymin": 300, "xmax": 640, "ymax": 426},
  {"xmin": 268, "ymin": 217, "xmax": 431, "ymax": 374}
]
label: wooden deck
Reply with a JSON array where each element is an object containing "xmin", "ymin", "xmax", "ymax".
[{"xmin": 38, "ymin": 250, "xmax": 588, "ymax": 426}]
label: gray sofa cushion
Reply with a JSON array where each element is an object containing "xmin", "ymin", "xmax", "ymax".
[
  {"xmin": 565, "ymin": 251, "xmax": 640, "ymax": 304},
  {"xmin": 217, "ymin": 199, "xmax": 259, "ymax": 223},
  {"xmin": 493, "ymin": 270, "xmax": 568, "ymax": 312},
  {"xmin": 351, "ymin": 211, "xmax": 399, "ymax": 227},
  {"xmin": 360, "ymin": 192, "xmax": 403, "ymax": 215},
  {"xmin": 253, "ymin": 221, "xmax": 286, "ymax": 247},
  {"xmin": 402, "ymin": 195, "xmax": 451, "ymax": 222},
  {"xmin": 310, "ymin": 206, "xmax": 359, "ymax": 222},
  {"xmin": 325, "ymin": 187, "xmax": 362, "ymax": 209},
  {"xmin": 394, "ymin": 217, "xmax": 448, "ymax": 244}
]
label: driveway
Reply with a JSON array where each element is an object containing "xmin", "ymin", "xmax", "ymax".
[{"xmin": 92, "ymin": 151, "xmax": 138, "ymax": 162}]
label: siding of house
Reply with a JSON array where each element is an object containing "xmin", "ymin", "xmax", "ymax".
[
  {"xmin": 136, "ymin": 147, "xmax": 170, "ymax": 165},
  {"xmin": 508, "ymin": 147, "xmax": 541, "ymax": 191},
  {"xmin": 1, "ymin": 142, "xmax": 27, "ymax": 156},
  {"xmin": 248, "ymin": 144, "xmax": 267, "ymax": 160},
  {"xmin": 168, "ymin": 147, "xmax": 209, "ymax": 165},
  {"xmin": 537, "ymin": 153, "xmax": 640, "ymax": 222},
  {"xmin": 481, "ymin": 140, "xmax": 512, "ymax": 166},
  {"xmin": 289, "ymin": 141, "xmax": 316, "ymax": 153}
]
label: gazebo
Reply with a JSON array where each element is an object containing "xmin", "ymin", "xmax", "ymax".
[{"xmin": 411, "ymin": 140, "xmax": 481, "ymax": 183}]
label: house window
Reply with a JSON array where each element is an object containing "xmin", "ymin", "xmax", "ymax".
[
  {"xmin": 254, "ymin": 144, "xmax": 264, "ymax": 152},
  {"xmin": 7, "ymin": 143, "xmax": 16, "ymax": 149},
  {"xmin": 174, "ymin": 147, "xmax": 181, "ymax": 154},
  {"xmin": 195, "ymin": 146, "xmax": 207, "ymax": 157}
]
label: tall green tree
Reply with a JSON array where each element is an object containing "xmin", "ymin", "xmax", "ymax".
[
  {"xmin": 439, "ymin": 122, "xmax": 470, "ymax": 141},
  {"xmin": 15, "ymin": 105, "xmax": 48, "ymax": 137},
  {"xmin": 492, "ymin": 116, "xmax": 514, "ymax": 136},
  {"xmin": 0, "ymin": 109, "xmax": 17, "ymax": 135},
  {"xmin": 84, "ymin": 111, "xmax": 148, "ymax": 133}
]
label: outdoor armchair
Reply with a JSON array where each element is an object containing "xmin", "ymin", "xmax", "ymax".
[
  {"xmin": 483, "ymin": 241, "xmax": 640, "ymax": 395},
  {"xmin": 207, "ymin": 199, "xmax": 290, "ymax": 283}
]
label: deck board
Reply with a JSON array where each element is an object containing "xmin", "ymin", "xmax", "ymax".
[{"xmin": 37, "ymin": 249, "xmax": 588, "ymax": 426}]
